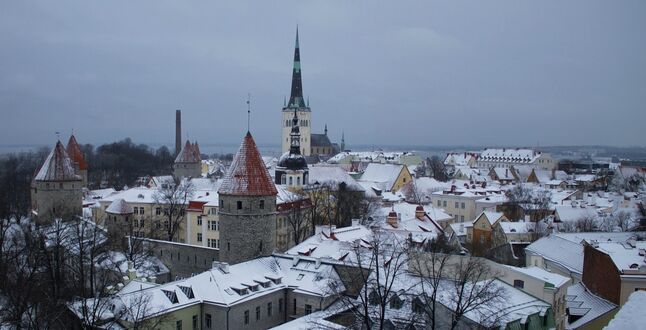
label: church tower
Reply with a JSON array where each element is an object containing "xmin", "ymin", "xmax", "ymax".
[
  {"xmin": 218, "ymin": 132, "xmax": 278, "ymax": 264},
  {"xmin": 276, "ymin": 109, "xmax": 308, "ymax": 188},
  {"xmin": 282, "ymin": 28, "xmax": 312, "ymax": 156}
]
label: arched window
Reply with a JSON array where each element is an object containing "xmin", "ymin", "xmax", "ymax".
[
  {"xmin": 289, "ymin": 177, "xmax": 293, "ymax": 186},
  {"xmin": 281, "ymin": 175, "xmax": 286, "ymax": 185},
  {"xmin": 297, "ymin": 177, "xmax": 301, "ymax": 186}
]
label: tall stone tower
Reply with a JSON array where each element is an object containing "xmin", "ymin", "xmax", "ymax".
[
  {"xmin": 281, "ymin": 28, "xmax": 312, "ymax": 156},
  {"xmin": 218, "ymin": 132, "xmax": 278, "ymax": 264},
  {"xmin": 275, "ymin": 109, "xmax": 309, "ymax": 188},
  {"xmin": 173, "ymin": 140, "xmax": 202, "ymax": 179},
  {"xmin": 66, "ymin": 134, "xmax": 88, "ymax": 187},
  {"xmin": 31, "ymin": 141, "xmax": 83, "ymax": 224}
]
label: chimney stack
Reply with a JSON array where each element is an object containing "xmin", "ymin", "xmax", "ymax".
[{"xmin": 175, "ymin": 110, "xmax": 182, "ymax": 156}]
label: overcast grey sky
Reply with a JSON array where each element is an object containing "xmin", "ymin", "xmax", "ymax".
[{"xmin": 1, "ymin": 1, "xmax": 644, "ymax": 148}]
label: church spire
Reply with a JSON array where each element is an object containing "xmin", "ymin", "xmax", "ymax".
[{"xmin": 288, "ymin": 26, "xmax": 306, "ymax": 108}]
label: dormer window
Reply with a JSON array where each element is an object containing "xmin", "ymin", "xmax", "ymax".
[{"xmin": 389, "ymin": 295, "xmax": 403, "ymax": 309}]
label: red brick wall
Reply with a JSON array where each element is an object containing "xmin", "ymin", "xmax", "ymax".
[{"xmin": 582, "ymin": 244, "xmax": 621, "ymax": 304}]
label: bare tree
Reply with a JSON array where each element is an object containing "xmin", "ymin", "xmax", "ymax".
[
  {"xmin": 152, "ymin": 178, "xmax": 193, "ymax": 241},
  {"xmin": 410, "ymin": 247, "xmax": 506, "ymax": 329},
  {"xmin": 329, "ymin": 230, "xmax": 411, "ymax": 329},
  {"xmin": 428, "ymin": 156, "xmax": 449, "ymax": 182},
  {"xmin": 282, "ymin": 190, "xmax": 312, "ymax": 246},
  {"xmin": 506, "ymin": 184, "xmax": 552, "ymax": 221}
]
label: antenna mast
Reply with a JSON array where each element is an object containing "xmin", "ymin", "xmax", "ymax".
[{"xmin": 246, "ymin": 93, "xmax": 251, "ymax": 132}]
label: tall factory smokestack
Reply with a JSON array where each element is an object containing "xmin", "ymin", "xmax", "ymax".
[{"xmin": 175, "ymin": 109, "xmax": 182, "ymax": 156}]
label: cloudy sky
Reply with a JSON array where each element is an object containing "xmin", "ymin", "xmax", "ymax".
[{"xmin": 1, "ymin": 1, "xmax": 644, "ymax": 149}]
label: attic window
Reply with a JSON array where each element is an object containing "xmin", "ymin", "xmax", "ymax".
[
  {"xmin": 630, "ymin": 263, "xmax": 639, "ymax": 269},
  {"xmin": 296, "ymin": 274, "xmax": 304, "ymax": 281},
  {"xmin": 231, "ymin": 287, "xmax": 248, "ymax": 295},
  {"xmin": 138, "ymin": 194, "xmax": 144, "ymax": 199},
  {"xmin": 162, "ymin": 290, "xmax": 179, "ymax": 304},
  {"xmin": 178, "ymin": 285, "xmax": 194, "ymax": 299},
  {"xmin": 510, "ymin": 229, "xmax": 517, "ymax": 233}
]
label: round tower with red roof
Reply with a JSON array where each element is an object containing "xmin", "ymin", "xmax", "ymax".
[{"xmin": 218, "ymin": 132, "xmax": 278, "ymax": 264}]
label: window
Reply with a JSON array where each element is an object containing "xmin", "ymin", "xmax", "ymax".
[
  {"xmin": 256, "ymin": 306, "xmax": 261, "ymax": 320},
  {"xmin": 197, "ymin": 233, "xmax": 202, "ymax": 242},
  {"xmin": 293, "ymin": 298, "xmax": 297, "ymax": 314},
  {"xmin": 209, "ymin": 221, "xmax": 218, "ymax": 231},
  {"xmin": 389, "ymin": 295, "xmax": 403, "ymax": 309},
  {"xmin": 443, "ymin": 201, "xmax": 447, "ymax": 207},
  {"xmin": 437, "ymin": 200, "xmax": 441, "ymax": 207},
  {"xmin": 192, "ymin": 315, "xmax": 198, "ymax": 330},
  {"xmin": 402, "ymin": 177, "xmax": 406, "ymax": 183},
  {"xmin": 461, "ymin": 202, "xmax": 465, "ymax": 209},
  {"xmin": 289, "ymin": 177, "xmax": 293, "ymax": 185},
  {"xmin": 237, "ymin": 201, "xmax": 242, "ymax": 210},
  {"xmin": 460, "ymin": 215, "xmax": 464, "ymax": 222},
  {"xmin": 412, "ymin": 298, "xmax": 424, "ymax": 314},
  {"xmin": 133, "ymin": 207, "xmax": 138, "ymax": 214},
  {"xmin": 268, "ymin": 302, "xmax": 272, "ymax": 317},
  {"xmin": 197, "ymin": 216, "xmax": 202, "ymax": 226},
  {"xmin": 140, "ymin": 208, "xmax": 145, "ymax": 215},
  {"xmin": 455, "ymin": 202, "xmax": 459, "ymax": 208},
  {"xmin": 205, "ymin": 313, "xmax": 212, "ymax": 328},
  {"xmin": 279, "ymin": 298, "xmax": 284, "ymax": 313},
  {"xmin": 305, "ymin": 304, "xmax": 312, "ymax": 315},
  {"xmin": 176, "ymin": 320, "xmax": 182, "ymax": 330},
  {"xmin": 513, "ymin": 279, "xmax": 525, "ymax": 289},
  {"xmin": 244, "ymin": 310, "xmax": 249, "ymax": 324},
  {"xmin": 260, "ymin": 200, "xmax": 265, "ymax": 209},
  {"xmin": 156, "ymin": 207, "xmax": 161, "ymax": 215}
]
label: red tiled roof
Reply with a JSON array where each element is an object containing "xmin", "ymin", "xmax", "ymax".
[
  {"xmin": 175, "ymin": 140, "xmax": 201, "ymax": 163},
  {"xmin": 66, "ymin": 135, "xmax": 88, "ymax": 170},
  {"xmin": 34, "ymin": 141, "xmax": 81, "ymax": 182},
  {"xmin": 218, "ymin": 132, "xmax": 277, "ymax": 196}
]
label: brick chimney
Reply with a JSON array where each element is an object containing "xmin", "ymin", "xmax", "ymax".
[
  {"xmin": 415, "ymin": 205, "xmax": 425, "ymax": 219},
  {"xmin": 175, "ymin": 109, "xmax": 182, "ymax": 156},
  {"xmin": 387, "ymin": 209, "xmax": 398, "ymax": 227}
]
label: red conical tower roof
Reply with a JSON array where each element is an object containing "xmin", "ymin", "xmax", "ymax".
[
  {"xmin": 35, "ymin": 141, "xmax": 81, "ymax": 182},
  {"xmin": 218, "ymin": 132, "xmax": 277, "ymax": 196},
  {"xmin": 66, "ymin": 135, "xmax": 88, "ymax": 170}
]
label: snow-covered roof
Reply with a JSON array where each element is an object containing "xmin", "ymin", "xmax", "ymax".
[
  {"xmin": 286, "ymin": 225, "xmax": 373, "ymax": 262},
  {"xmin": 505, "ymin": 265, "xmax": 570, "ymax": 288},
  {"xmin": 498, "ymin": 221, "xmax": 535, "ymax": 234},
  {"xmin": 566, "ymin": 282, "xmax": 617, "ymax": 329},
  {"xmin": 474, "ymin": 211, "xmax": 506, "ymax": 225},
  {"xmin": 34, "ymin": 141, "xmax": 81, "ymax": 182},
  {"xmin": 377, "ymin": 202, "xmax": 453, "ymax": 223},
  {"xmin": 593, "ymin": 241, "xmax": 646, "ymax": 273},
  {"xmin": 444, "ymin": 152, "xmax": 477, "ymax": 166},
  {"xmin": 218, "ymin": 132, "xmax": 277, "ymax": 196},
  {"xmin": 604, "ymin": 291, "xmax": 646, "ymax": 330},
  {"xmin": 554, "ymin": 205, "xmax": 600, "ymax": 223},
  {"xmin": 526, "ymin": 235, "xmax": 585, "ymax": 274},
  {"xmin": 307, "ymin": 165, "xmax": 364, "ymax": 192},
  {"xmin": 359, "ymin": 163, "xmax": 406, "ymax": 191},
  {"xmin": 100, "ymin": 187, "xmax": 160, "ymax": 205},
  {"xmin": 106, "ymin": 198, "xmax": 133, "ymax": 214}
]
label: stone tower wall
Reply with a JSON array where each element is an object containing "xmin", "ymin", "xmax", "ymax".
[
  {"xmin": 173, "ymin": 162, "xmax": 202, "ymax": 179},
  {"xmin": 218, "ymin": 194, "xmax": 276, "ymax": 264},
  {"xmin": 31, "ymin": 180, "xmax": 83, "ymax": 224}
]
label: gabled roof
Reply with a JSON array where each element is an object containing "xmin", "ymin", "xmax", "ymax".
[
  {"xmin": 175, "ymin": 140, "xmax": 201, "ymax": 163},
  {"xmin": 359, "ymin": 163, "xmax": 406, "ymax": 191},
  {"xmin": 218, "ymin": 132, "xmax": 277, "ymax": 196},
  {"xmin": 34, "ymin": 141, "xmax": 81, "ymax": 182},
  {"xmin": 66, "ymin": 135, "xmax": 88, "ymax": 170}
]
